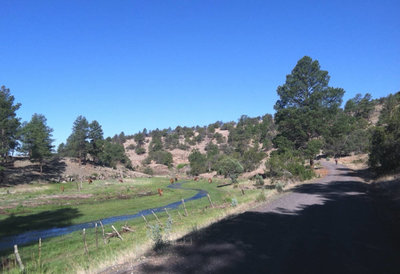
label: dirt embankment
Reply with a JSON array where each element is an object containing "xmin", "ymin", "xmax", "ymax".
[{"xmin": 2, "ymin": 157, "xmax": 151, "ymax": 186}]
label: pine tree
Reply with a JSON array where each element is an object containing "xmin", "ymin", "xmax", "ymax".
[
  {"xmin": 274, "ymin": 56, "xmax": 344, "ymax": 165},
  {"xmin": 0, "ymin": 86, "xmax": 21, "ymax": 162},
  {"xmin": 66, "ymin": 116, "xmax": 89, "ymax": 164},
  {"xmin": 88, "ymin": 120, "xmax": 104, "ymax": 163},
  {"xmin": 19, "ymin": 114, "xmax": 54, "ymax": 174}
]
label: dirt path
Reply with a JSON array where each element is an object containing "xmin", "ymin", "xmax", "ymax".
[{"xmin": 104, "ymin": 161, "xmax": 400, "ymax": 274}]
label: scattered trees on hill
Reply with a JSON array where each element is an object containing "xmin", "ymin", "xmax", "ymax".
[
  {"xmin": 369, "ymin": 92, "xmax": 400, "ymax": 172},
  {"xmin": 3, "ymin": 56, "xmax": 399, "ymax": 181},
  {"xmin": 133, "ymin": 130, "xmax": 147, "ymax": 154},
  {"xmin": 378, "ymin": 92, "xmax": 400, "ymax": 125},
  {"xmin": 324, "ymin": 92, "xmax": 376, "ymax": 157},
  {"xmin": 19, "ymin": 114, "xmax": 54, "ymax": 174}
]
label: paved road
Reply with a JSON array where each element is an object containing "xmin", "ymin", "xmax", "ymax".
[{"xmin": 108, "ymin": 161, "xmax": 400, "ymax": 274}]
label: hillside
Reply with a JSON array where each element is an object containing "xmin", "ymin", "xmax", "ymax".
[{"xmin": 123, "ymin": 128, "xmax": 232, "ymax": 175}]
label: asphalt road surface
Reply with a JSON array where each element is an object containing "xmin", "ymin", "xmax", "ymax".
[{"xmin": 104, "ymin": 161, "xmax": 400, "ymax": 274}]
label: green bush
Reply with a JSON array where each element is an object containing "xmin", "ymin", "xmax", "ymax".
[
  {"xmin": 231, "ymin": 197, "xmax": 238, "ymax": 207},
  {"xmin": 188, "ymin": 149, "xmax": 207, "ymax": 175},
  {"xmin": 256, "ymin": 191, "xmax": 267, "ymax": 202},
  {"xmin": 215, "ymin": 156, "xmax": 244, "ymax": 183},
  {"xmin": 176, "ymin": 163, "xmax": 187, "ymax": 170},
  {"xmin": 135, "ymin": 146, "xmax": 146, "ymax": 155},
  {"xmin": 143, "ymin": 167, "xmax": 154, "ymax": 175},
  {"xmin": 147, "ymin": 216, "xmax": 173, "ymax": 251},
  {"xmin": 177, "ymin": 143, "xmax": 190, "ymax": 150},
  {"xmin": 275, "ymin": 181, "xmax": 285, "ymax": 192},
  {"xmin": 149, "ymin": 150, "xmax": 173, "ymax": 167},
  {"xmin": 369, "ymin": 107, "xmax": 400, "ymax": 172},
  {"xmin": 266, "ymin": 150, "xmax": 314, "ymax": 181},
  {"xmin": 254, "ymin": 174, "xmax": 264, "ymax": 186},
  {"xmin": 126, "ymin": 144, "xmax": 136, "ymax": 150},
  {"xmin": 99, "ymin": 140, "xmax": 132, "ymax": 168}
]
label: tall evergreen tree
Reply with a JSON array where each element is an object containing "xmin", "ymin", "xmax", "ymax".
[
  {"xmin": 274, "ymin": 56, "xmax": 344, "ymax": 165},
  {"xmin": 19, "ymin": 114, "xmax": 54, "ymax": 174},
  {"xmin": 66, "ymin": 115, "xmax": 89, "ymax": 164},
  {"xmin": 88, "ymin": 120, "xmax": 104, "ymax": 162},
  {"xmin": 0, "ymin": 86, "xmax": 21, "ymax": 162}
]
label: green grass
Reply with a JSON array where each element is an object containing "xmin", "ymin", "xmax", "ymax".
[{"xmin": 0, "ymin": 178, "xmax": 267, "ymax": 273}]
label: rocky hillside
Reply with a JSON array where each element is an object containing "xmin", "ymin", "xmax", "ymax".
[{"xmin": 124, "ymin": 128, "xmax": 230, "ymax": 170}]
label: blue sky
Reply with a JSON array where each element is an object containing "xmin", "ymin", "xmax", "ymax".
[{"xmin": 1, "ymin": 0, "xmax": 399, "ymax": 146}]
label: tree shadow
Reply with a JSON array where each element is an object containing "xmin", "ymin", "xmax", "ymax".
[
  {"xmin": 132, "ymin": 178, "xmax": 400, "ymax": 274},
  {"xmin": 335, "ymin": 167, "xmax": 375, "ymax": 182},
  {"xmin": 0, "ymin": 207, "xmax": 82, "ymax": 239},
  {"xmin": 1, "ymin": 157, "xmax": 67, "ymax": 186}
]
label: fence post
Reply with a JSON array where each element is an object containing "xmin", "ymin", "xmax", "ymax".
[
  {"xmin": 142, "ymin": 214, "xmax": 149, "ymax": 227},
  {"xmin": 164, "ymin": 208, "xmax": 171, "ymax": 219},
  {"xmin": 83, "ymin": 229, "xmax": 89, "ymax": 255},
  {"xmin": 111, "ymin": 225, "xmax": 123, "ymax": 240},
  {"xmin": 14, "ymin": 245, "xmax": 24, "ymax": 271},
  {"xmin": 151, "ymin": 210, "xmax": 161, "ymax": 224},
  {"xmin": 207, "ymin": 194, "xmax": 214, "ymax": 208},
  {"xmin": 182, "ymin": 199, "xmax": 189, "ymax": 216},
  {"xmin": 99, "ymin": 221, "xmax": 107, "ymax": 244},
  {"xmin": 38, "ymin": 238, "xmax": 42, "ymax": 269},
  {"xmin": 177, "ymin": 211, "xmax": 183, "ymax": 220},
  {"xmin": 95, "ymin": 223, "xmax": 99, "ymax": 249}
]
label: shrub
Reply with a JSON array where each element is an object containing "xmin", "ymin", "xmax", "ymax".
[
  {"xmin": 231, "ymin": 197, "xmax": 238, "ymax": 207},
  {"xmin": 254, "ymin": 174, "xmax": 264, "ymax": 186},
  {"xmin": 126, "ymin": 144, "xmax": 136, "ymax": 150},
  {"xmin": 135, "ymin": 147, "xmax": 146, "ymax": 155},
  {"xmin": 188, "ymin": 149, "xmax": 207, "ymax": 175},
  {"xmin": 149, "ymin": 150, "xmax": 173, "ymax": 167},
  {"xmin": 99, "ymin": 141, "xmax": 132, "ymax": 168},
  {"xmin": 143, "ymin": 167, "xmax": 154, "ymax": 175},
  {"xmin": 275, "ymin": 181, "xmax": 285, "ymax": 192},
  {"xmin": 369, "ymin": 107, "xmax": 400, "ymax": 172},
  {"xmin": 215, "ymin": 156, "xmax": 244, "ymax": 183},
  {"xmin": 147, "ymin": 216, "xmax": 173, "ymax": 251},
  {"xmin": 266, "ymin": 150, "xmax": 314, "ymax": 181},
  {"xmin": 177, "ymin": 143, "xmax": 190, "ymax": 150},
  {"xmin": 177, "ymin": 163, "xmax": 187, "ymax": 170},
  {"xmin": 214, "ymin": 133, "xmax": 225, "ymax": 144},
  {"xmin": 256, "ymin": 191, "xmax": 266, "ymax": 202}
]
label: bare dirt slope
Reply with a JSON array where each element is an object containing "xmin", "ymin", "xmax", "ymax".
[
  {"xmin": 107, "ymin": 161, "xmax": 400, "ymax": 274},
  {"xmin": 3, "ymin": 157, "xmax": 149, "ymax": 186}
]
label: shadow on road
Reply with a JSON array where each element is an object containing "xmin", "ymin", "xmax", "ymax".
[{"xmin": 134, "ymin": 169, "xmax": 400, "ymax": 274}]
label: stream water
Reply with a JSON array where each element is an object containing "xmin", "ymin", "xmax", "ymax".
[{"xmin": 0, "ymin": 181, "xmax": 207, "ymax": 251}]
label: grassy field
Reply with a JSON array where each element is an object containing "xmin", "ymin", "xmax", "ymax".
[{"xmin": 0, "ymin": 177, "xmax": 271, "ymax": 273}]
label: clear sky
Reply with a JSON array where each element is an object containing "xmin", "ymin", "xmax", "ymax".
[{"xmin": 1, "ymin": 0, "xmax": 399, "ymax": 146}]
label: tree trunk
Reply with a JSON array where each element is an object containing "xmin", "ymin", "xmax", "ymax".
[
  {"xmin": 310, "ymin": 158, "xmax": 314, "ymax": 169},
  {"xmin": 39, "ymin": 163, "xmax": 43, "ymax": 176}
]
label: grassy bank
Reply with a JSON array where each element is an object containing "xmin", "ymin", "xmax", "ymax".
[{"xmin": 0, "ymin": 178, "xmax": 268, "ymax": 273}]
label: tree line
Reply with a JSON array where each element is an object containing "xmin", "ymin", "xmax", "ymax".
[
  {"xmin": 0, "ymin": 86, "xmax": 132, "ymax": 183},
  {"xmin": 57, "ymin": 116, "xmax": 131, "ymax": 168},
  {"xmin": 1, "ymin": 56, "xmax": 399, "ymax": 183},
  {"xmin": 184, "ymin": 56, "xmax": 399, "ymax": 181}
]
